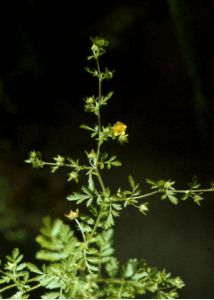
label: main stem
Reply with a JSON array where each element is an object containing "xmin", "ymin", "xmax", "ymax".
[
  {"xmin": 96, "ymin": 57, "xmax": 102, "ymax": 162},
  {"xmin": 89, "ymin": 57, "xmax": 106, "ymax": 240},
  {"xmin": 95, "ymin": 56, "xmax": 106, "ymax": 194}
]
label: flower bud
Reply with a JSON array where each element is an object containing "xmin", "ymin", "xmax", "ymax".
[
  {"xmin": 68, "ymin": 172, "xmax": 79, "ymax": 182},
  {"xmin": 139, "ymin": 203, "xmax": 149, "ymax": 215},
  {"xmin": 87, "ymin": 149, "xmax": 96, "ymax": 159},
  {"xmin": 65, "ymin": 209, "xmax": 79, "ymax": 220}
]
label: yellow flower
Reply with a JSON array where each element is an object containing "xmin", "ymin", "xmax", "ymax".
[
  {"xmin": 65, "ymin": 209, "xmax": 79, "ymax": 220},
  {"xmin": 112, "ymin": 121, "xmax": 127, "ymax": 136}
]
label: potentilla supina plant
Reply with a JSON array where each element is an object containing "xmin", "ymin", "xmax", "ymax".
[{"xmin": 1, "ymin": 37, "xmax": 214, "ymax": 299}]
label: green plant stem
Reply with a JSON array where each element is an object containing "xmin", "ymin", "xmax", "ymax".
[
  {"xmin": 88, "ymin": 155, "xmax": 106, "ymax": 240},
  {"xmin": 96, "ymin": 168, "xmax": 106, "ymax": 193},
  {"xmin": 133, "ymin": 191, "xmax": 160, "ymax": 200},
  {"xmin": 43, "ymin": 161, "xmax": 90, "ymax": 171},
  {"xmin": 89, "ymin": 209, "xmax": 103, "ymax": 240},
  {"xmin": 94, "ymin": 55, "xmax": 105, "ymax": 191},
  {"xmin": 95, "ymin": 59, "xmax": 102, "ymax": 132},
  {"xmin": 28, "ymin": 277, "xmax": 40, "ymax": 283},
  {"xmin": 90, "ymin": 143, "xmax": 106, "ymax": 239},
  {"xmin": 88, "ymin": 56, "xmax": 107, "ymax": 241},
  {"xmin": 173, "ymin": 188, "xmax": 213, "ymax": 193},
  {"xmin": 0, "ymin": 278, "xmax": 41, "ymax": 294},
  {"xmin": 111, "ymin": 191, "xmax": 160, "ymax": 203},
  {"xmin": 27, "ymin": 283, "xmax": 41, "ymax": 293},
  {"xmin": 0, "ymin": 283, "xmax": 17, "ymax": 293},
  {"xmin": 75, "ymin": 219, "xmax": 87, "ymax": 243},
  {"xmin": 96, "ymin": 141, "xmax": 102, "ymax": 168},
  {"xmin": 76, "ymin": 209, "xmax": 94, "ymax": 273},
  {"xmin": 43, "ymin": 162, "xmax": 73, "ymax": 168},
  {"xmin": 116, "ymin": 188, "xmax": 213, "ymax": 203},
  {"xmin": 109, "ymin": 187, "xmax": 214, "ymax": 209},
  {"xmin": 96, "ymin": 277, "xmax": 139, "ymax": 286},
  {"xmin": 90, "ymin": 155, "xmax": 106, "ymax": 239},
  {"xmin": 96, "ymin": 56, "xmax": 102, "ymax": 162},
  {"xmin": 96, "ymin": 57, "xmax": 102, "ymax": 126}
]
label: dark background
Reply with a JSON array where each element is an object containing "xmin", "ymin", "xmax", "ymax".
[{"xmin": 0, "ymin": 0, "xmax": 214, "ymax": 298}]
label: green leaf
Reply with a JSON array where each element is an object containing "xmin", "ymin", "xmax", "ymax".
[
  {"xmin": 80, "ymin": 124, "xmax": 95, "ymax": 132},
  {"xmin": 167, "ymin": 193, "xmax": 178, "ymax": 205},
  {"xmin": 16, "ymin": 263, "xmax": 27, "ymax": 271},
  {"xmin": 146, "ymin": 178, "xmax": 157, "ymax": 186},
  {"xmin": 51, "ymin": 219, "xmax": 63, "ymax": 237},
  {"xmin": 0, "ymin": 277, "xmax": 10, "ymax": 284},
  {"xmin": 87, "ymin": 256, "xmax": 99, "ymax": 264},
  {"xmin": 104, "ymin": 155, "xmax": 122, "ymax": 170},
  {"xmin": 111, "ymin": 160, "xmax": 122, "ymax": 167},
  {"xmin": 67, "ymin": 192, "xmax": 90, "ymax": 203},
  {"xmin": 104, "ymin": 213, "xmax": 114, "ymax": 229},
  {"xmin": 192, "ymin": 193, "xmax": 203, "ymax": 206},
  {"xmin": 100, "ymin": 91, "xmax": 114, "ymax": 106},
  {"xmin": 85, "ymin": 67, "xmax": 98, "ymax": 77},
  {"xmin": 12, "ymin": 248, "xmax": 20, "ymax": 260},
  {"xmin": 128, "ymin": 176, "xmax": 135, "ymax": 189},
  {"xmin": 35, "ymin": 217, "xmax": 79, "ymax": 262},
  {"xmin": 112, "ymin": 203, "xmax": 122, "ymax": 211},
  {"xmin": 88, "ymin": 172, "xmax": 95, "ymax": 191},
  {"xmin": 10, "ymin": 291, "xmax": 29, "ymax": 299},
  {"xmin": 27, "ymin": 263, "xmax": 43, "ymax": 274},
  {"xmin": 36, "ymin": 250, "xmax": 66, "ymax": 262},
  {"xmin": 105, "ymin": 257, "xmax": 119, "ymax": 277},
  {"xmin": 123, "ymin": 258, "xmax": 138, "ymax": 278},
  {"xmin": 42, "ymin": 292, "xmax": 60, "ymax": 299},
  {"xmin": 45, "ymin": 278, "xmax": 61, "ymax": 289},
  {"xmin": 100, "ymin": 247, "xmax": 114, "ymax": 257},
  {"xmin": 87, "ymin": 263, "xmax": 99, "ymax": 272}
]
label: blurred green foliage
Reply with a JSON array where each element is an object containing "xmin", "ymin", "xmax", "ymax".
[{"xmin": 0, "ymin": 177, "xmax": 26, "ymax": 243}]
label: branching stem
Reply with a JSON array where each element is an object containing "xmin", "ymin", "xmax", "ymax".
[
  {"xmin": 114, "ymin": 188, "xmax": 213, "ymax": 203},
  {"xmin": 173, "ymin": 188, "xmax": 213, "ymax": 193}
]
